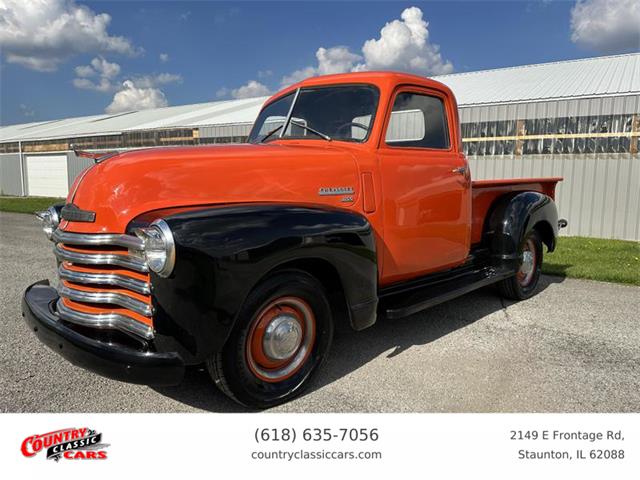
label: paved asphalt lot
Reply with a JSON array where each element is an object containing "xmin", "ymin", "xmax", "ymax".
[{"xmin": 1, "ymin": 211, "xmax": 638, "ymax": 413}]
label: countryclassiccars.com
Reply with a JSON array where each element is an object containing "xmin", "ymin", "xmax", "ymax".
[{"xmin": 22, "ymin": 71, "xmax": 566, "ymax": 408}]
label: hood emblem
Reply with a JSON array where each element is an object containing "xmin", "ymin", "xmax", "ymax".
[
  {"xmin": 61, "ymin": 204, "xmax": 96, "ymax": 223},
  {"xmin": 318, "ymin": 187, "xmax": 355, "ymax": 196}
]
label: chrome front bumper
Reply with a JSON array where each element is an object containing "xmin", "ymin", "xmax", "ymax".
[{"xmin": 22, "ymin": 281, "xmax": 184, "ymax": 386}]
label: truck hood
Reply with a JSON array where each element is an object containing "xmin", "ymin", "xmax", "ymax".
[{"xmin": 62, "ymin": 142, "xmax": 361, "ymax": 233}]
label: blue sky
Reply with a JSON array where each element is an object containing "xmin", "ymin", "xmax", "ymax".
[{"xmin": 1, "ymin": 0, "xmax": 638, "ymax": 125}]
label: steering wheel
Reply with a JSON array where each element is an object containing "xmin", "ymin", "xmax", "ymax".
[{"xmin": 335, "ymin": 121, "xmax": 370, "ymax": 138}]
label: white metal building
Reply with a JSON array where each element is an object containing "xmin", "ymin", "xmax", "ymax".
[{"xmin": 1, "ymin": 53, "xmax": 638, "ymax": 240}]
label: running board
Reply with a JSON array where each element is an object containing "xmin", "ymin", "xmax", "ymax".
[{"xmin": 381, "ymin": 266, "xmax": 513, "ymax": 320}]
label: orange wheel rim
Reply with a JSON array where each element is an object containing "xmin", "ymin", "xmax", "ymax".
[{"xmin": 245, "ymin": 296, "xmax": 316, "ymax": 383}]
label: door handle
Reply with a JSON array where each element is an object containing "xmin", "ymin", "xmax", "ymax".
[{"xmin": 452, "ymin": 166, "xmax": 467, "ymax": 175}]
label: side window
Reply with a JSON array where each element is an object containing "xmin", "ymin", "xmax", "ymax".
[{"xmin": 386, "ymin": 92, "xmax": 450, "ymax": 149}]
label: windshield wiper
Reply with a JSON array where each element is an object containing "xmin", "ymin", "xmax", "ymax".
[
  {"xmin": 289, "ymin": 120, "xmax": 332, "ymax": 141},
  {"xmin": 258, "ymin": 124, "xmax": 283, "ymax": 143},
  {"xmin": 257, "ymin": 87, "xmax": 330, "ymax": 143},
  {"xmin": 259, "ymin": 120, "xmax": 332, "ymax": 143}
]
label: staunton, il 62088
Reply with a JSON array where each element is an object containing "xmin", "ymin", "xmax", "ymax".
[{"xmin": 23, "ymin": 72, "xmax": 566, "ymax": 408}]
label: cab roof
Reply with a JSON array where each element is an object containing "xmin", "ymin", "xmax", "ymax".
[{"xmin": 266, "ymin": 71, "xmax": 454, "ymax": 105}]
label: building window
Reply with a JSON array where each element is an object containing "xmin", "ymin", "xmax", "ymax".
[{"xmin": 461, "ymin": 113, "xmax": 638, "ymax": 156}]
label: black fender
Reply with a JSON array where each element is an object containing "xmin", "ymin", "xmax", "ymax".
[
  {"xmin": 483, "ymin": 192, "xmax": 559, "ymax": 270},
  {"xmin": 135, "ymin": 204, "xmax": 377, "ymax": 364}
]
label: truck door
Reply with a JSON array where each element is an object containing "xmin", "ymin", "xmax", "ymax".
[{"xmin": 378, "ymin": 87, "xmax": 471, "ymax": 285}]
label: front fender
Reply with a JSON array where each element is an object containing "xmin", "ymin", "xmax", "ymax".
[
  {"xmin": 484, "ymin": 192, "xmax": 559, "ymax": 268},
  {"xmin": 141, "ymin": 204, "xmax": 377, "ymax": 364}
]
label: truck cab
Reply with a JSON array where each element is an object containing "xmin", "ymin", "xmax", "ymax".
[{"xmin": 23, "ymin": 72, "xmax": 563, "ymax": 408}]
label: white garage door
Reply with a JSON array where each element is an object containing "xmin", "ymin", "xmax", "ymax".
[{"xmin": 26, "ymin": 155, "xmax": 69, "ymax": 197}]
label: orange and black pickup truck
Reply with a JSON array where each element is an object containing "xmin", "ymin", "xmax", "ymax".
[{"xmin": 23, "ymin": 72, "xmax": 566, "ymax": 408}]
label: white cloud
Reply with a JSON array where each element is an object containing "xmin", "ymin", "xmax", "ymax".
[
  {"xmin": 277, "ymin": 6, "xmax": 452, "ymax": 89},
  {"xmin": 74, "ymin": 64, "xmax": 95, "ymax": 78},
  {"xmin": 355, "ymin": 6, "xmax": 453, "ymax": 74},
  {"xmin": 105, "ymin": 80, "xmax": 168, "ymax": 113},
  {"xmin": 570, "ymin": 0, "xmax": 640, "ymax": 53},
  {"xmin": 280, "ymin": 47, "xmax": 361, "ymax": 87},
  {"xmin": 72, "ymin": 56, "xmax": 120, "ymax": 91},
  {"xmin": 280, "ymin": 66, "xmax": 317, "ymax": 88},
  {"xmin": 257, "ymin": 69, "xmax": 273, "ymax": 79},
  {"xmin": 102, "ymin": 74, "xmax": 181, "ymax": 112},
  {"xmin": 90, "ymin": 55, "xmax": 120, "ymax": 78},
  {"xmin": 159, "ymin": 53, "xmax": 169, "ymax": 63},
  {"xmin": 73, "ymin": 76, "xmax": 114, "ymax": 92},
  {"xmin": 73, "ymin": 56, "xmax": 181, "ymax": 97},
  {"xmin": 0, "ymin": 0, "xmax": 141, "ymax": 72},
  {"xmin": 222, "ymin": 6, "xmax": 454, "ymax": 97},
  {"xmin": 230, "ymin": 80, "xmax": 271, "ymax": 99},
  {"xmin": 130, "ymin": 73, "xmax": 183, "ymax": 88},
  {"xmin": 74, "ymin": 55, "xmax": 120, "ymax": 79},
  {"xmin": 215, "ymin": 87, "xmax": 230, "ymax": 98},
  {"xmin": 19, "ymin": 103, "xmax": 35, "ymax": 118},
  {"xmin": 317, "ymin": 46, "xmax": 362, "ymax": 74}
]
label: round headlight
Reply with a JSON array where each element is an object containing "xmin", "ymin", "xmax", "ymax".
[
  {"xmin": 136, "ymin": 219, "xmax": 175, "ymax": 277},
  {"xmin": 35, "ymin": 206, "xmax": 60, "ymax": 239}
]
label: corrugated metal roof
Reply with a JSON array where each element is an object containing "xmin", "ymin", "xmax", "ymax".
[
  {"xmin": 0, "ymin": 96, "xmax": 268, "ymax": 142},
  {"xmin": 433, "ymin": 53, "xmax": 639, "ymax": 106},
  {"xmin": 1, "ymin": 53, "xmax": 637, "ymax": 143}
]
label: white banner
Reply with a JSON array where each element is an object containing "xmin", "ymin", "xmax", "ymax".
[{"xmin": 2, "ymin": 413, "xmax": 637, "ymax": 478}]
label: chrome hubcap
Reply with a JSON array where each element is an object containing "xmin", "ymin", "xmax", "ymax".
[
  {"xmin": 262, "ymin": 314, "xmax": 303, "ymax": 361},
  {"xmin": 518, "ymin": 239, "xmax": 537, "ymax": 286},
  {"xmin": 521, "ymin": 251, "xmax": 534, "ymax": 276},
  {"xmin": 246, "ymin": 296, "xmax": 316, "ymax": 383}
]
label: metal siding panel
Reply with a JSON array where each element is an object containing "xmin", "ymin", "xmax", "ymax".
[
  {"xmin": 567, "ymin": 99, "xmax": 579, "ymax": 117},
  {"xmin": 569, "ymin": 155, "xmax": 586, "ymax": 237},
  {"xmin": 66, "ymin": 152, "xmax": 94, "ymax": 189},
  {"xmin": 0, "ymin": 153, "xmax": 23, "ymax": 196},
  {"xmin": 600, "ymin": 157, "xmax": 619, "ymax": 238},
  {"xmin": 468, "ymin": 158, "xmax": 478, "ymax": 179},
  {"xmin": 487, "ymin": 104, "xmax": 498, "ymax": 122},
  {"xmin": 625, "ymin": 158, "xmax": 640, "ymax": 240},
  {"xmin": 554, "ymin": 160, "xmax": 569, "ymax": 233},
  {"xmin": 612, "ymin": 156, "xmax": 630, "ymax": 239},
  {"xmin": 579, "ymin": 157, "xmax": 597, "ymax": 236},
  {"xmin": 589, "ymin": 157, "xmax": 608, "ymax": 237},
  {"xmin": 460, "ymin": 108, "xmax": 471, "ymax": 123}
]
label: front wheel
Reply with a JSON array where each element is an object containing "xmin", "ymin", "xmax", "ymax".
[
  {"xmin": 207, "ymin": 270, "xmax": 333, "ymax": 408},
  {"xmin": 498, "ymin": 230, "xmax": 543, "ymax": 300}
]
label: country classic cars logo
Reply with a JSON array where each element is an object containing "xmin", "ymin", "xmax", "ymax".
[{"xmin": 21, "ymin": 427, "xmax": 109, "ymax": 461}]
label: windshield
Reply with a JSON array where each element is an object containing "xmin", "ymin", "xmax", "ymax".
[{"xmin": 248, "ymin": 85, "xmax": 379, "ymax": 143}]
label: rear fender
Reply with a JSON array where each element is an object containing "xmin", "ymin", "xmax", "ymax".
[{"xmin": 484, "ymin": 192, "xmax": 558, "ymax": 269}]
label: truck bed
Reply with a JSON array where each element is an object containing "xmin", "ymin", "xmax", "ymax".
[{"xmin": 471, "ymin": 177, "xmax": 562, "ymax": 244}]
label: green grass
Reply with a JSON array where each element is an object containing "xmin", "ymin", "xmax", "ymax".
[
  {"xmin": 0, "ymin": 196, "xmax": 64, "ymax": 214},
  {"xmin": 543, "ymin": 236, "xmax": 640, "ymax": 286}
]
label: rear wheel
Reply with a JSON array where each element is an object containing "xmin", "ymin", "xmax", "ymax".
[
  {"xmin": 207, "ymin": 270, "xmax": 333, "ymax": 408},
  {"xmin": 498, "ymin": 230, "xmax": 543, "ymax": 300}
]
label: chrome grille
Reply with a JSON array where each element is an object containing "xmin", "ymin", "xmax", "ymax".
[
  {"xmin": 51, "ymin": 229, "xmax": 154, "ymax": 339},
  {"xmin": 54, "ymin": 243, "xmax": 148, "ymax": 272},
  {"xmin": 56, "ymin": 299, "xmax": 154, "ymax": 340},
  {"xmin": 58, "ymin": 264, "xmax": 151, "ymax": 295},
  {"xmin": 57, "ymin": 284, "xmax": 153, "ymax": 317}
]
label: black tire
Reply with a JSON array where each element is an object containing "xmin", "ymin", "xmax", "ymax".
[
  {"xmin": 498, "ymin": 230, "xmax": 543, "ymax": 300},
  {"xmin": 206, "ymin": 270, "xmax": 333, "ymax": 409}
]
